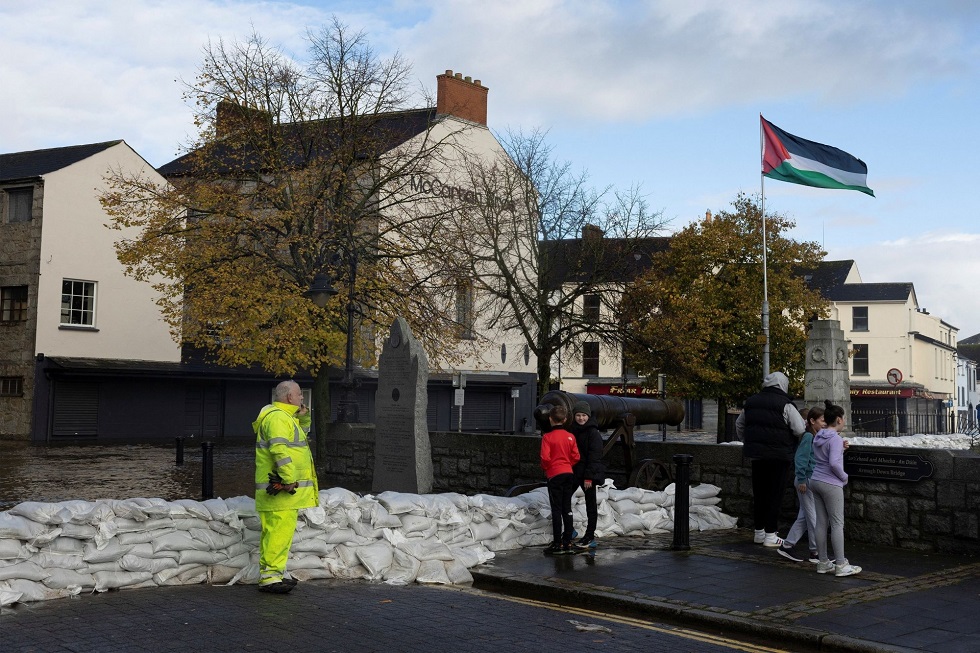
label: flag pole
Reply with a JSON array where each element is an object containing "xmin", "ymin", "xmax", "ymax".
[{"xmin": 759, "ymin": 116, "xmax": 770, "ymax": 378}]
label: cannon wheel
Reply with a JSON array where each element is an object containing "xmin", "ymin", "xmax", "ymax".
[{"xmin": 629, "ymin": 458, "xmax": 672, "ymax": 491}]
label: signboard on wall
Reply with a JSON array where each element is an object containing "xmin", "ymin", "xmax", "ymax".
[{"xmin": 844, "ymin": 451, "xmax": 933, "ymax": 482}]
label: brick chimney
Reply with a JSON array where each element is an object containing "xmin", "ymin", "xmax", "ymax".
[
  {"xmin": 582, "ymin": 224, "xmax": 604, "ymax": 242},
  {"xmin": 215, "ymin": 99, "xmax": 272, "ymax": 139},
  {"xmin": 436, "ymin": 70, "xmax": 489, "ymax": 126}
]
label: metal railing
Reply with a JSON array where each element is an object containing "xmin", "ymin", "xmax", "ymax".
[{"xmin": 850, "ymin": 409, "xmax": 956, "ymax": 437}]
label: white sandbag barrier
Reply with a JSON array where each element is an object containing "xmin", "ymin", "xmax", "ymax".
[{"xmin": 0, "ymin": 481, "xmax": 737, "ymax": 606}]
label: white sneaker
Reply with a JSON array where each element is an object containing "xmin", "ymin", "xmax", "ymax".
[
  {"xmin": 835, "ymin": 563, "xmax": 862, "ymax": 577},
  {"xmin": 753, "ymin": 529, "xmax": 765, "ymax": 544},
  {"xmin": 816, "ymin": 560, "xmax": 835, "ymax": 574},
  {"xmin": 763, "ymin": 532, "xmax": 783, "ymax": 547}
]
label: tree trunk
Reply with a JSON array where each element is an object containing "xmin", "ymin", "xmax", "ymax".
[
  {"xmin": 536, "ymin": 353, "xmax": 553, "ymax": 405},
  {"xmin": 716, "ymin": 397, "xmax": 729, "ymax": 443}
]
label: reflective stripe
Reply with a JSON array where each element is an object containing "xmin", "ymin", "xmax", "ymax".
[
  {"xmin": 274, "ymin": 456, "xmax": 292, "ymax": 468},
  {"xmin": 295, "ymin": 480, "xmax": 314, "ymax": 488},
  {"xmin": 257, "ymin": 439, "xmax": 308, "ymax": 449}
]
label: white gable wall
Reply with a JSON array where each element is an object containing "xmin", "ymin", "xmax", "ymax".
[{"xmin": 34, "ymin": 142, "xmax": 180, "ymax": 362}]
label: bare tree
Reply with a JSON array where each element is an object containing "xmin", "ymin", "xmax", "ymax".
[{"xmin": 445, "ymin": 128, "xmax": 671, "ymax": 400}]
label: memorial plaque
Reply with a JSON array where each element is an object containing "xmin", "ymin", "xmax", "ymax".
[
  {"xmin": 372, "ymin": 317, "xmax": 433, "ymax": 493},
  {"xmin": 844, "ymin": 451, "xmax": 933, "ymax": 482}
]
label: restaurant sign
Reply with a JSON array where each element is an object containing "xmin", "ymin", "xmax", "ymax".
[{"xmin": 587, "ymin": 385, "xmax": 661, "ymax": 397}]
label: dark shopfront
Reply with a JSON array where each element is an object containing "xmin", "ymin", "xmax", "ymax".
[
  {"xmin": 30, "ymin": 356, "xmax": 537, "ymax": 443},
  {"xmin": 850, "ymin": 386, "xmax": 951, "ymax": 436}
]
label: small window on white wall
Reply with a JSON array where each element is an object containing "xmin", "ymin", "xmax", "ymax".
[
  {"xmin": 61, "ymin": 279, "xmax": 96, "ymax": 326},
  {"xmin": 852, "ymin": 306, "xmax": 868, "ymax": 331}
]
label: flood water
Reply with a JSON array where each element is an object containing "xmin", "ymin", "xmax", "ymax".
[{"xmin": 0, "ymin": 440, "xmax": 256, "ymax": 511}]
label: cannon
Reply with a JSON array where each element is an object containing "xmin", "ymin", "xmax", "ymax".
[{"xmin": 533, "ymin": 391, "xmax": 685, "ymax": 490}]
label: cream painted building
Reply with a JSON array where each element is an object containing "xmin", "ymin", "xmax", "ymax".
[{"xmin": 1, "ymin": 141, "xmax": 180, "ymax": 439}]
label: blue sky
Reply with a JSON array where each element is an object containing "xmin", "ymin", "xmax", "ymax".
[{"xmin": 3, "ymin": 0, "xmax": 978, "ymax": 338}]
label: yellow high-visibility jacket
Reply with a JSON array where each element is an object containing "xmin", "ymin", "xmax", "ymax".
[{"xmin": 253, "ymin": 401, "xmax": 319, "ymax": 512}]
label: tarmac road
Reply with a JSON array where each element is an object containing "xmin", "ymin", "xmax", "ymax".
[{"xmin": 0, "ymin": 578, "xmax": 795, "ymax": 653}]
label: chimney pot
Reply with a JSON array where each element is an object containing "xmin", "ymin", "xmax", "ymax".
[
  {"xmin": 436, "ymin": 70, "xmax": 489, "ymax": 126},
  {"xmin": 474, "ymin": 79, "xmax": 481, "ymax": 86}
]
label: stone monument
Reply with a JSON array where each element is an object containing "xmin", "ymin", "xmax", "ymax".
[
  {"xmin": 372, "ymin": 317, "xmax": 433, "ymax": 493},
  {"xmin": 804, "ymin": 319, "xmax": 852, "ymax": 425}
]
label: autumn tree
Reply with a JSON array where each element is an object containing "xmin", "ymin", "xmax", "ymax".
[
  {"xmin": 101, "ymin": 19, "xmax": 469, "ymax": 441},
  {"xmin": 621, "ymin": 193, "xmax": 829, "ymax": 439},
  {"xmin": 446, "ymin": 128, "xmax": 670, "ymax": 400}
]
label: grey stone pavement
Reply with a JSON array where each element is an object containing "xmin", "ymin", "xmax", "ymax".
[
  {"xmin": 3, "ymin": 529, "xmax": 978, "ymax": 652},
  {"xmin": 474, "ymin": 529, "xmax": 980, "ymax": 653}
]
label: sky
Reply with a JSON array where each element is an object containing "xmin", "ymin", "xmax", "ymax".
[{"xmin": 3, "ymin": 0, "xmax": 979, "ymax": 339}]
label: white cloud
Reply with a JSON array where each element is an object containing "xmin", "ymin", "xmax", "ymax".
[{"xmin": 833, "ymin": 232, "xmax": 980, "ymax": 338}]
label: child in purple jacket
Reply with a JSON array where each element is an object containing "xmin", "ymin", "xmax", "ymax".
[{"xmin": 810, "ymin": 400, "xmax": 861, "ymax": 577}]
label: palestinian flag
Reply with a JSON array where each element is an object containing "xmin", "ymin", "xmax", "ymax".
[{"xmin": 761, "ymin": 116, "xmax": 874, "ymax": 197}]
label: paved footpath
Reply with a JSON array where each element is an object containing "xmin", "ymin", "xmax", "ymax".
[{"xmin": 474, "ymin": 529, "xmax": 980, "ymax": 653}]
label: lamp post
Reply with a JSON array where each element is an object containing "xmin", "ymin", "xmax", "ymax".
[
  {"xmin": 303, "ymin": 258, "xmax": 360, "ymax": 423},
  {"xmin": 335, "ymin": 250, "xmax": 360, "ymax": 423}
]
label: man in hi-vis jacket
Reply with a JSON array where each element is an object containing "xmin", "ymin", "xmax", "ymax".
[{"xmin": 253, "ymin": 380, "xmax": 319, "ymax": 593}]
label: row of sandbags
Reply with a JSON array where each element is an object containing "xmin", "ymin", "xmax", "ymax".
[{"xmin": 0, "ymin": 481, "xmax": 737, "ymax": 606}]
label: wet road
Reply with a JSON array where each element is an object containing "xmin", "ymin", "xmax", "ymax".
[
  {"xmin": 0, "ymin": 440, "xmax": 256, "ymax": 510},
  {"xmin": 0, "ymin": 579, "xmax": 794, "ymax": 653}
]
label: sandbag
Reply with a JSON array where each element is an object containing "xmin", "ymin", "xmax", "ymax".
[
  {"xmin": 42, "ymin": 568, "xmax": 96, "ymax": 590},
  {"xmin": 0, "ymin": 513, "xmax": 49, "ymax": 540}
]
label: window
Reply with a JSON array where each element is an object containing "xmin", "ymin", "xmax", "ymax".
[
  {"xmin": 0, "ymin": 377, "xmax": 24, "ymax": 397},
  {"xmin": 1, "ymin": 286, "xmax": 28, "ymax": 322},
  {"xmin": 583, "ymin": 294, "xmax": 600, "ymax": 323},
  {"xmin": 852, "ymin": 306, "xmax": 868, "ymax": 332},
  {"xmin": 583, "ymin": 342, "xmax": 600, "ymax": 377},
  {"xmin": 852, "ymin": 344, "xmax": 869, "ymax": 376},
  {"xmin": 61, "ymin": 279, "xmax": 96, "ymax": 326},
  {"xmin": 455, "ymin": 281, "xmax": 474, "ymax": 339},
  {"xmin": 6, "ymin": 187, "xmax": 33, "ymax": 223}
]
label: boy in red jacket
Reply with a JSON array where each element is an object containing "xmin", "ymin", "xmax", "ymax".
[{"xmin": 540, "ymin": 404, "xmax": 581, "ymax": 555}]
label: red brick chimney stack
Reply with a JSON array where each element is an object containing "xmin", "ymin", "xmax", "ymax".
[{"xmin": 436, "ymin": 70, "xmax": 489, "ymax": 126}]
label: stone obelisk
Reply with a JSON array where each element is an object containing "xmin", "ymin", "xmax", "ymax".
[{"xmin": 804, "ymin": 319, "xmax": 852, "ymax": 426}]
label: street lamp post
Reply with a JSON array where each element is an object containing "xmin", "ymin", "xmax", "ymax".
[
  {"xmin": 303, "ymin": 249, "xmax": 360, "ymax": 424},
  {"xmin": 336, "ymin": 251, "xmax": 359, "ymax": 423}
]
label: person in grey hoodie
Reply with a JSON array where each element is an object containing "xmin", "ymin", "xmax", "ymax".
[
  {"xmin": 777, "ymin": 405, "xmax": 825, "ymax": 563},
  {"xmin": 810, "ymin": 400, "xmax": 861, "ymax": 577},
  {"xmin": 735, "ymin": 372, "xmax": 806, "ymax": 547}
]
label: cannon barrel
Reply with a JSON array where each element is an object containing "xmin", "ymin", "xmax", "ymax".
[{"xmin": 533, "ymin": 391, "xmax": 685, "ymax": 431}]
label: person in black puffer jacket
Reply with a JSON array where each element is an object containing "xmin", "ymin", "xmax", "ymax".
[
  {"xmin": 735, "ymin": 372, "xmax": 807, "ymax": 548},
  {"xmin": 569, "ymin": 400, "xmax": 605, "ymax": 548}
]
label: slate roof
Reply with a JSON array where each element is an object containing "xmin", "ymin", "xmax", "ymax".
[
  {"xmin": 961, "ymin": 333, "xmax": 980, "ymax": 345},
  {"xmin": 158, "ymin": 108, "xmax": 437, "ymax": 177},
  {"xmin": 0, "ymin": 141, "xmax": 122, "ymax": 183},
  {"xmin": 539, "ymin": 236, "xmax": 672, "ymax": 290},
  {"xmin": 822, "ymin": 281, "xmax": 914, "ymax": 303},
  {"xmin": 801, "ymin": 259, "xmax": 854, "ymax": 296}
]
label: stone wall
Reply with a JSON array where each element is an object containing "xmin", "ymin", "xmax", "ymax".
[
  {"xmin": 320, "ymin": 424, "xmax": 980, "ymax": 555},
  {"xmin": 0, "ymin": 181, "xmax": 42, "ymax": 439}
]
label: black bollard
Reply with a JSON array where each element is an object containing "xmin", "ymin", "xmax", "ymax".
[
  {"xmin": 175, "ymin": 437, "xmax": 185, "ymax": 466},
  {"xmin": 671, "ymin": 454, "xmax": 694, "ymax": 551},
  {"xmin": 201, "ymin": 442, "xmax": 214, "ymax": 500}
]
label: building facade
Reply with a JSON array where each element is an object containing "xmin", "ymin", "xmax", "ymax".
[
  {"xmin": 3, "ymin": 71, "xmax": 540, "ymax": 442},
  {"xmin": 1, "ymin": 142, "xmax": 180, "ymax": 440}
]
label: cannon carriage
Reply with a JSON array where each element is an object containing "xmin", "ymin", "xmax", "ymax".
[{"xmin": 532, "ymin": 391, "xmax": 685, "ymax": 490}]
